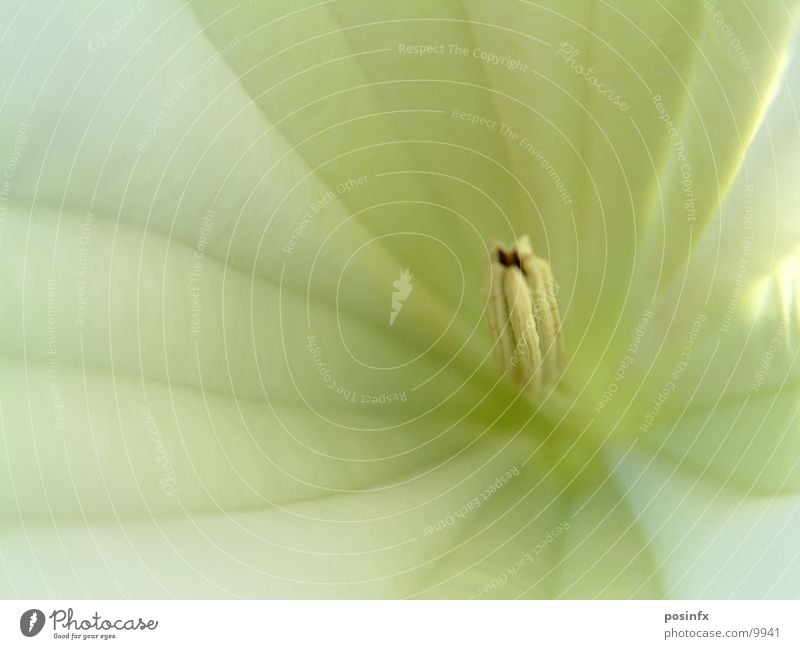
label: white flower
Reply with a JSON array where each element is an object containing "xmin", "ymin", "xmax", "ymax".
[{"xmin": 1, "ymin": 0, "xmax": 799, "ymax": 598}]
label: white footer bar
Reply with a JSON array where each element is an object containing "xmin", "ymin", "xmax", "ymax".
[{"xmin": 1, "ymin": 600, "xmax": 796, "ymax": 648}]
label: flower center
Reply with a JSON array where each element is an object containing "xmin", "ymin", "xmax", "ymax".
[{"xmin": 486, "ymin": 236, "xmax": 564, "ymax": 395}]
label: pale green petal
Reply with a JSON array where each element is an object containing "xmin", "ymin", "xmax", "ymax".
[
  {"xmin": 554, "ymin": 478, "xmax": 662, "ymax": 598},
  {"xmin": 589, "ymin": 29, "xmax": 800, "ymax": 494},
  {"xmin": 0, "ymin": 1, "xmax": 481, "ymax": 371},
  {"xmin": 2, "ymin": 435, "xmax": 537, "ymax": 598},
  {"xmin": 614, "ymin": 446, "xmax": 800, "ymax": 597},
  {"xmin": 0, "ymin": 204, "xmax": 510, "ymax": 521},
  {"xmin": 419, "ymin": 466, "xmax": 663, "ymax": 599},
  {"xmin": 565, "ymin": 0, "xmax": 799, "ymax": 403}
]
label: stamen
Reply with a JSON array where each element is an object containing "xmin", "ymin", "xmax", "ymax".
[{"xmin": 485, "ymin": 236, "xmax": 564, "ymax": 395}]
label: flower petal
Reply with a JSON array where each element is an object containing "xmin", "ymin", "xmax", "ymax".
[
  {"xmin": 597, "ymin": 29, "xmax": 800, "ymax": 494},
  {"xmin": 1, "ymin": 435, "xmax": 543, "ymax": 598},
  {"xmin": 614, "ymin": 446, "xmax": 800, "ymax": 597}
]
